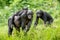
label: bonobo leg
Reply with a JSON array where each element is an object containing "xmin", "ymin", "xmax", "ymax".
[
  {"xmin": 21, "ymin": 18, "xmax": 26, "ymax": 30},
  {"xmin": 34, "ymin": 17, "xmax": 39, "ymax": 27},
  {"xmin": 8, "ymin": 18, "xmax": 13, "ymax": 36},
  {"xmin": 15, "ymin": 26, "xmax": 20, "ymax": 32}
]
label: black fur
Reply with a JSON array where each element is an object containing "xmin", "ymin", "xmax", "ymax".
[{"xmin": 34, "ymin": 10, "xmax": 53, "ymax": 26}]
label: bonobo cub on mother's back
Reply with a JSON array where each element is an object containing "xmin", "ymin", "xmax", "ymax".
[{"xmin": 34, "ymin": 10, "xmax": 53, "ymax": 26}]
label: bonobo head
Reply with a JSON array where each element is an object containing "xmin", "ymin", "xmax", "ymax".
[
  {"xmin": 36, "ymin": 10, "xmax": 43, "ymax": 17},
  {"xmin": 27, "ymin": 10, "xmax": 33, "ymax": 19},
  {"xmin": 23, "ymin": 7, "xmax": 28, "ymax": 10}
]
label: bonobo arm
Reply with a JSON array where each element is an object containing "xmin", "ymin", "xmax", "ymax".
[
  {"xmin": 20, "ymin": 10, "xmax": 27, "ymax": 30},
  {"xmin": 26, "ymin": 20, "xmax": 32, "ymax": 32},
  {"xmin": 34, "ymin": 17, "xmax": 39, "ymax": 27},
  {"xmin": 21, "ymin": 10, "xmax": 27, "ymax": 18},
  {"xmin": 18, "ymin": 10, "xmax": 24, "ymax": 16},
  {"xmin": 43, "ymin": 14, "xmax": 47, "ymax": 24},
  {"xmin": 8, "ymin": 17, "xmax": 13, "ymax": 36}
]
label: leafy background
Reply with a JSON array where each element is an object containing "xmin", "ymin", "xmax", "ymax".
[{"xmin": 0, "ymin": 0, "xmax": 60, "ymax": 40}]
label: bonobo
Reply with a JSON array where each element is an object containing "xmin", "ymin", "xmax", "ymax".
[
  {"xmin": 8, "ymin": 7, "xmax": 28, "ymax": 36},
  {"xmin": 21, "ymin": 9, "xmax": 33, "ymax": 32},
  {"xmin": 34, "ymin": 10, "xmax": 53, "ymax": 26}
]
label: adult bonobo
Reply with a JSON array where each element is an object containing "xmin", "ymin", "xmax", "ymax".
[
  {"xmin": 34, "ymin": 10, "xmax": 53, "ymax": 26},
  {"xmin": 21, "ymin": 9, "xmax": 33, "ymax": 32},
  {"xmin": 8, "ymin": 7, "xmax": 28, "ymax": 36}
]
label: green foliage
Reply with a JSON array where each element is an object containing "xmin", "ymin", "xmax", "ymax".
[
  {"xmin": 0, "ymin": 0, "xmax": 14, "ymax": 8},
  {"xmin": 0, "ymin": 0, "xmax": 60, "ymax": 40}
]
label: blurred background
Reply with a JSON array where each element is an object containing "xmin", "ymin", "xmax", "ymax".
[{"xmin": 0, "ymin": 0, "xmax": 60, "ymax": 40}]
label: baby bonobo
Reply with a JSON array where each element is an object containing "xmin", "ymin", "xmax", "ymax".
[{"xmin": 34, "ymin": 10, "xmax": 53, "ymax": 26}]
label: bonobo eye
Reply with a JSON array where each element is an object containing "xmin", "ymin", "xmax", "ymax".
[{"xmin": 28, "ymin": 15, "xmax": 32, "ymax": 19}]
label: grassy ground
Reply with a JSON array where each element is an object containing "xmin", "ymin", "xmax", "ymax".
[
  {"xmin": 0, "ymin": 0, "xmax": 60, "ymax": 40},
  {"xmin": 0, "ymin": 15, "xmax": 60, "ymax": 40}
]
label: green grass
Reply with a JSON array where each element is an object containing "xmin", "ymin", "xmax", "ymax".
[
  {"xmin": 0, "ymin": 17, "xmax": 60, "ymax": 40},
  {"xmin": 0, "ymin": 0, "xmax": 60, "ymax": 40}
]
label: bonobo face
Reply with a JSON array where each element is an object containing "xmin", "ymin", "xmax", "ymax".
[
  {"xmin": 36, "ymin": 10, "xmax": 41, "ymax": 17},
  {"xmin": 36, "ymin": 10, "xmax": 43, "ymax": 17},
  {"xmin": 27, "ymin": 10, "xmax": 33, "ymax": 19},
  {"xmin": 28, "ymin": 14, "xmax": 32, "ymax": 19},
  {"xmin": 37, "ymin": 13, "xmax": 40, "ymax": 17}
]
